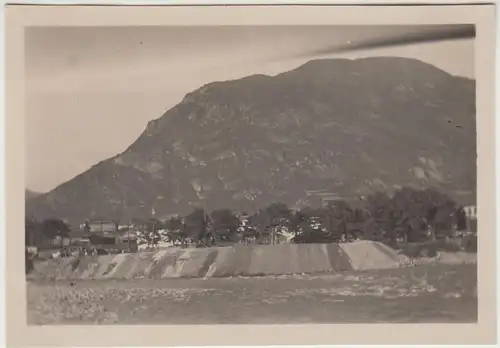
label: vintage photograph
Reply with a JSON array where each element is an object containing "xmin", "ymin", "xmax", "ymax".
[{"xmin": 22, "ymin": 22, "xmax": 481, "ymax": 326}]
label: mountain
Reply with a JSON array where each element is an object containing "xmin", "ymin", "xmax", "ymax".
[
  {"xmin": 26, "ymin": 57, "xmax": 476, "ymax": 226},
  {"xmin": 25, "ymin": 189, "xmax": 42, "ymax": 202}
]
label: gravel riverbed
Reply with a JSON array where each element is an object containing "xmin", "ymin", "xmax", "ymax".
[{"xmin": 27, "ymin": 263, "xmax": 477, "ymax": 325}]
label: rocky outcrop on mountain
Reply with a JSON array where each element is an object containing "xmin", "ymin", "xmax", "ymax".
[{"xmin": 26, "ymin": 57, "xmax": 476, "ymax": 226}]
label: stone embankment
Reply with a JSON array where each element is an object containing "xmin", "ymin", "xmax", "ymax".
[{"xmin": 28, "ymin": 240, "xmax": 476, "ymax": 281}]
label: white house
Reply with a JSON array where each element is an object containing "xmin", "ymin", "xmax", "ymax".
[
  {"xmin": 463, "ymin": 205, "xmax": 478, "ymax": 234},
  {"xmin": 463, "ymin": 205, "xmax": 478, "ymax": 220}
]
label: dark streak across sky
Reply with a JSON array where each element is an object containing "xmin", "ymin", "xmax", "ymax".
[{"xmin": 293, "ymin": 25, "xmax": 475, "ymax": 58}]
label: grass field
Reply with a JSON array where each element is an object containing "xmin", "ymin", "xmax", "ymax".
[{"xmin": 27, "ymin": 263, "xmax": 477, "ymax": 325}]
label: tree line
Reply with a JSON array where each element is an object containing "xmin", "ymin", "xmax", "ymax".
[
  {"xmin": 25, "ymin": 186, "xmax": 470, "ymax": 248},
  {"xmin": 159, "ymin": 186, "xmax": 467, "ymax": 247}
]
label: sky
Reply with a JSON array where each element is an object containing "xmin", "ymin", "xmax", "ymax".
[{"xmin": 25, "ymin": 25, "xmax": 474, "ymax": 193}]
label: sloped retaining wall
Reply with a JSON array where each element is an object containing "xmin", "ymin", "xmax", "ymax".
[{"xmin": 28, "ymin": 241, "xmax": 475, "ymax": 281}]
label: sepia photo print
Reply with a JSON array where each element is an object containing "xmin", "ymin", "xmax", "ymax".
[{"xmin": 5, "ymin": 3, "xmax": 497, "ymax": 347}]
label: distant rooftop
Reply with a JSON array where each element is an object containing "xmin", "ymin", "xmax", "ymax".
[{"xmin": 88, "ymin": 220, "xmax": 117, "ymax": 233}]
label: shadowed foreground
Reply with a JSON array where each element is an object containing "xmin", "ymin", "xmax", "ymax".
[{"xmin": 27, "ymin": 263, "xmax": 477, "ymax": 324}]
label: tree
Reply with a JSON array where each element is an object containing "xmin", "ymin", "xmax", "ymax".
[
  {"xmin": 456, "ymin": 207, "xmax": 467, "ymax": 231},
  {"xmin": 364, "ymin": 191, "xmax": 393, "ymax": 240},
  {"xmin": 210, "ymin": 209, "xmax": 239, "ymax": 240},
  {"xmin": 25, "ymin": 217, "xmax": 39, "ymax": 247},
  {"xmin": 362, "ymin": 187, "xmax": 459, "ymax": 245},
  {"xmin": 184, "ymin": 208, "xmax": 207, "ymax": 241},
  {"xmin": 40, "ymin": 218, "xmax": 71, "ymax": 249},
  {"xmin": 248, "ymin": 210, "xmax": 269, "ymax": 231},
  {"xmin": 289, "ymin": 205, "xmax": 345, "ymax": 243},
  {"xmin": 247, "ymin": 202, "xmax": 293, "ymax": 243},
  {"xmin": 40, "ymin": 218, "xmax": 70, "ymax": 239},
  {"xmin": 263, "ymin": 202, "xmax": 293, "ymax": 231},
  {"xmin": 319, "ymin": 201, "xmax": 359, "ymax": 240},
  {"xmin": 289, "ymin": 209, "xmax": 312, "ymax": 236},
  {"xmin": 163, "ymin": 216, "xmax": 186, "ymax": 245},
  {"xmin": 165, "ymin": 216, "xmax": 184, "ymax": 232}
]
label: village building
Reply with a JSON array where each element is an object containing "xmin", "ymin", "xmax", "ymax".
[{"xmin": 463, "ymin": 205, "xmax": 478, "ymax": 234}]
